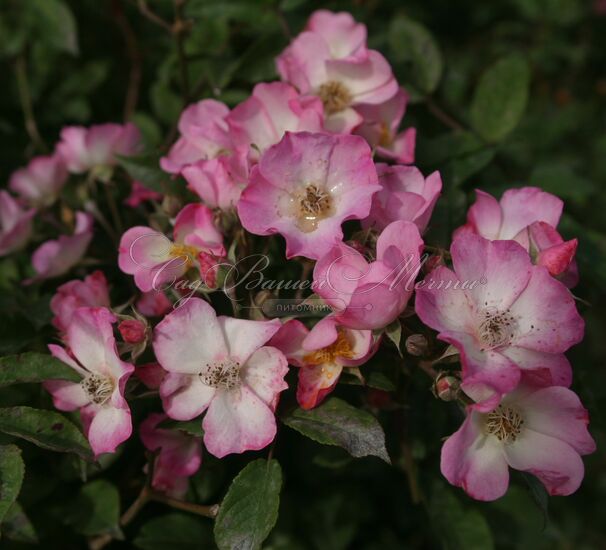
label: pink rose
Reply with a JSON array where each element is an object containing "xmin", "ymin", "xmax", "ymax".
[
  {"xmin": 9, "ymin": 154, "xmax": 68, "ymax": 207},
  {"xmin": 0, "ymin": 191, "xmax": 35, "ymax": 257}
]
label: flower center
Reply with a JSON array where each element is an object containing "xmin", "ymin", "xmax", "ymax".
[
  {"xmin": 303, "ymin": 330, "xmax": 355, "ymax": 366},
  {"xmin": 294, "ymin": 184, "xmax": 334, "ymax": 233},
  {"xmin": 81, "ymin": 373, "xmax": 114, "ymax": 405},
  {"xmin": 169, "ymin": 243, "xmax": 199, "ymax": 267},
  {"xmin": 485, "ymin": 405, "xmax": 524, "ymax": 444},
  {"xmin": 378, "ymin": 122, "xmax": 392, "ymax": 147},
  {"xmin": 199, "ymin": 359, "xmax": 241, "ymax": 390},
  {"xmin": 477, "ymin": 307, "xmax": 517, "ymax": 351},
  {"xmin": 318, "ymin": 80, "xmax": 352, "ymax": 114}
]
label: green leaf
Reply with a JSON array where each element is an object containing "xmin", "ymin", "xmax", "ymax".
[
  {"xmin": 281, "ymin": 398, "xmax": 390, "ymax": 463},
  {"xmin": 157, "ymin": 418, "xmax": 204, "ymax": 437},
  {"xmin": 117, "ymin": 153, "xmax": 182, "ymax": 196},
  {"xmin": 520, "ymin": 472, "xmax": 549, "ymax": 528},
  {"xmin": 384, "ymin": 320, "xmax": 402, "ymax": 356},
  {"xmin": 389, "ymin": 16, "xmax": 443, "ymax": 94},
  {"xmin": 31, "ymin": 0, "xmax": 78, "ymax": 55},
  {"xmin": 0, "ymin": 352, "xmax": 81, "ymax": 387},
  {"xmin": 2, "ymin": 502, "xmax": 38, "ymax": 543},
  {"xmin": 0, "ymin": 445, "xmax": 24, "ymax": 525},
  {"xmin": 529, "ymin": 163, "xmax": 595, "ymax": 205},
  {"xmin": 470, "ymin": 54, "xmax": 530, "ymax": 143},
  {"xmin": 214, "ymin": 459, "xmax": 282, "ymax": 550},
  {"xmin": 0, "ymin": 407, "xmax": 92, "ymax": 461},
  {"xmin": 135, "ymin": 513, "xmax": 213, "ymax": 550},
  {"xmin": 65, "ymin": 480, "xmax": 120, "ymax": 536},
  {"xmin": 429, "ymin": 482, "xmax": 494, "ymax": 550}
]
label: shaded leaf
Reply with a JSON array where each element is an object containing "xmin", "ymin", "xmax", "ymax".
[
  {"xmin": 135, "ymin": 513, "xmax": 213, "ymax": 549},
  {"xmin": 0, "ymin": 445, "xmax": 24, "ymax": 525},
  {"xmin": 281, "ymin": 398, "xmax": 390, "ymax": 463},
  {"xmin": 2, "ymin": 502, "xmax": 38, "ymax": 543},
  {"xmin": 157, "ymin": 418, "xmax": 204, "ymax": 437},
  {"xmin": 521, "ymin": 472, "xmax": 549, "ymax": 529},
  {"xmin": 31, "ymin": 0, "xmax": 78, "ymax": 55},
  {"xmin": 214, "ymin": 459, "xmax": 282, "ymax": 550},
  {"xmin": 0, "ymin": 407, "xmax": 92, "ymax": 461},
  {"xmin": 65, "ymin": 479, "xmax": 120, "ymax": 536},
  {"xmin": 0, "ymin": 352, "xmax": 80, "ymax": 388},
  {"xmin": 117, "ymin": 153, "xmax": 182, "ymax": 196},
  {"xmin": 470, "ymin": 54, "xmax": 530, "ymax": 142},
  {"xmin": 384, "ymin": 320, "xmax": 402, "ymax": 357},
  {"xmin": 389, "ymin": 16, "xmax": 443, "ymax": 94}
]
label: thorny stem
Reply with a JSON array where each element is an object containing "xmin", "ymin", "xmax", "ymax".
[
  {"xmin": 14, "ymin": 54, "xmax": 47, "ymax": 153},
  {"xmin": 417, "ymin": 359, "xmax": 439, "ymax": 379}
]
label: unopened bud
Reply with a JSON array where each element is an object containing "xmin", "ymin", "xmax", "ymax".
[
  {"xmin": 118, "ymin": 319, "xmax": 147, "ymax": 344},
  {"xmin": 433, "ymin": 373, "xmax": 460, "ymax": 402},
  {"xmin": 405, "ymin": 334, "xmax": 428, "ymax": 356}
]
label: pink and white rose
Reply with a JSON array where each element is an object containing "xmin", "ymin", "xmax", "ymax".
[
  {"xmin": 415, "ymin": 234, "xmax": 584, "ymax": 410},
  {"xmin": 44, "ymin": 307, "xmax": 134, "ymax": 456},
  {"xmin": 153, "ymin": 298, "xmax": 288, "ymax": 458},
  {"xmin": 9, "ymin": 154, "xmax": 68, "ymax": 207},
  {"xmin": 0, "ymin": 191, "xmax": 35, "ymax": 257},
  {"xmin": 237, "ymin": 131, "xmax": 380, "ymax": 260},
  {"xmin": 441, "ymin": 381, "xmax": 595, "ymax": 501}
]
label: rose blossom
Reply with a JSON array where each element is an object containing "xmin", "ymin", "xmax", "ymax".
[
  {"xmin": 118, "ymin": 203, "xmax": 225, "ymax": 292},
  {"xmin": 455, "ymin": 187, "xmax": 578, "ymax": 286},
  {"xmin": 56, "ymin": 123, "xmax": 141, "ymax": 176},
  {"xmin": 362, "ymin": 164, "xmax": 442, "ymax": 233},
  {"xmin": 313, "ymin": 220, "xmax": 424, "ymax": 330},
  {"xmin": 27, "ymin": 212, "xmax": 94, "ymax": 282},
  {"xmin": 276, "ymin": 12, "xmax": 397, "ymax": 133},
  {"xmin": 44, "ymin": 307, "xmax": 134, "ymax": 456},
  {"xmin": 0, "ymin": 190, "xmax": 35, "ymax": 256},
  {"xmin": 269, "ymin": 318, "xmax": 373, "ymax": 409},
  {"xmin": 355, "ymin": 89, "xmax": 416, "ymax": 164},
  {"xmin": 153, "ymin": 298, "xmax": 287, "ymax": 457},
  {"xmin": 50, "ymin": 270, "xmax": 110, "ymax": 332},
  {"xmin": 237, "ymin": 131, "xmax": 380, "ymax": 260},
  {"xmin": 415, "ymin": 233, "xmax": 584, "ymax": 410},
  {"xmin": 441, "ymin": 381, "xmax": 595, "ymax": 501},
  {"xmin": 160, "ymin": 99, "xmax": 238, "ymax": 174},
  {"xmin": 226, "ymin": 82, "xmax": 324, "ymax": 159},
  {"xmin": 9, "ymin": 154, "xmax": 68, "ymax": 207},
  {"xmin": 181, "ymin": 156, "xmax": 247, "ymax": 211},
  {"xmin": 140, "ymin": 413, "xmax": 202, "ymax": 497},
  {"xmin": 305, "ymin": 9, "xmax": 368, "ymax": 60}
]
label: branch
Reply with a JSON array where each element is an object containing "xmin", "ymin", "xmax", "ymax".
[
  {"xmin": 136, "ymin": 0, "xmax": 172, "ymax": 31},
  {"xmin": 14, "ymin": 54, "xmax": 47, "ymax": 153},
  {"xmin": 425, "ymin": 96, "xmax": 465, "ymax": 132},
  {"xmin": 173, "ymin": 0, "xmax": 191, "ymax": 102}
]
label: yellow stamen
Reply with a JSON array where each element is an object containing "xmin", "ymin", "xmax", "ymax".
[
  {"xmin": 169, "ymin": 243, "xmax": 199, "ymax": 267},
  {"xmin": 303, "ymin": 330, "xmax": 355, "ymax": 365},
  {"xmin": 318, "ymin": 81, "xmax": 353, "ymax": 114}
]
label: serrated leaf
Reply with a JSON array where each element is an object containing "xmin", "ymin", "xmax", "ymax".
[
  {"xmin": 281, "ymin": 398, "xmax": 390, "ymax": 463},
  {"xmin": 214, "ymin": 459, "xmax": 282, "ymax": 550},
  {"xmin": 0, "ymin": 407, "xmax": 92, "ymax": 461},
  {"xmin": 135, "ymin": 513, "xmax": 213, "ymax": 549},
  {"xmin": 2, "ymin": 502, "xmax": 38, "ymax": 543},
  {"xmin": 0, "ymin": 352, "xmax": 81, "ymax": 387},
  {"xmin": 470, "ymin": 55, "xmax": 530, "ymax": 143},
  {"xmin": 389, "ymin": 16, "xmax": 443, "ymax": 94},
  {"xmin": 65, "ymin": 479, "xmax": 120, "ymax": 536},
  {"xmin": 0, "ymin": 445, "xmax": 24, "ymax": 525}
]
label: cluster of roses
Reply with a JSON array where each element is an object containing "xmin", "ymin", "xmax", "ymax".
[{"xmin": 0, "ymin": 10, "xmax": 594, "ymax": 502}]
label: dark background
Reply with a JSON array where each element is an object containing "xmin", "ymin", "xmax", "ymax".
[{"xmin": 0, "ymin": 0, "xmax": 605, "ymax": 548}]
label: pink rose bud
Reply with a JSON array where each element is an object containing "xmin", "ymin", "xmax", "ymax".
[
  {"xmin": 433, "ymin": 374, "xmax": 460, "ymax": 402},
  {"xmin": 536, "ymin": 238, "xmax": 578, "ymax": 277},
  {"xmin": 119, "ymin": 319, "xmax": 147, "ymax": 344}
]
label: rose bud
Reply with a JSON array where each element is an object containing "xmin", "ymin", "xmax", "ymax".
[
  {"xmin": 405, "ymin": 334, "xmax": 428, "ymax": 356},
  {"xmin": 119, "ymin": 319, "xmax": 147, "ymax": 344},
  {"xmin": 433, "ymin": 374, "xmax": 460, "ymax": 402}
]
